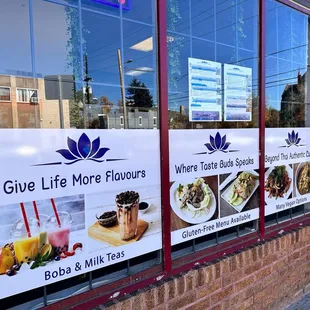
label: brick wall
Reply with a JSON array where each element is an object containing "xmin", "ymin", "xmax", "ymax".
[{"xmin": 98, "ymin": 226, "xmax": 310, "ymax": 310}]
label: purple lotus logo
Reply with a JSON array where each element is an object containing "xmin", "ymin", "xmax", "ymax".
[
  {"xmin": 33, "ymin": 133, "xmax": 125, "ymax": 166},
  {"xmin": 57, "ymin": 133, "xmax": 109, "ymax": 164},
  {"xmin": 279, "ymin": 130, "xmax": 305, "ymax": 148},
  {"xmin": 194, "ymin": 132, "xmax": 239, "ymax": 155},
  {"xmin": 285, "ymin": 130, "xmax": 301, "ymax": 147}
]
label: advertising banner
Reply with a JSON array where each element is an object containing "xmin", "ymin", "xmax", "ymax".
[
  {"xmin": 265, "ymin": 128, "xmax": 310, "ymax": 215},
  {"xmin": 0, "ymin": 129, "xmax": 161, "ymax": 299},
  {"xmin": 169, "ymin": 129, "xmax": 259, "ymax": 245},
  {"xmin": 188, "ymin": 58, "xmax": 222, "ymax": 122}
]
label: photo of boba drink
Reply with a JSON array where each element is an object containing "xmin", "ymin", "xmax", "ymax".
[
  {"xmin": 47, "ymin": 227, "xmax": 70, "ymax": 256},
  {"xmin": 46, "ymin": 211, "xmax": 72, "ymax": 256},
  {"xmin": 116, "ymin": 191, "xmax": 139, "ymax": 240}
]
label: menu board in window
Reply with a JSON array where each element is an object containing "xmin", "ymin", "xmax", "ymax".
[
  {"xmin": 188, "ymin": 58, "xmax": 222, "ymax": 122},
  {"xmin": 224, "ymin": 64, "xmax": 252, "ymax": 122}
]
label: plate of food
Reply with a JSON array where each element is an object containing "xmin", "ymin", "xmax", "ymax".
[
  {"xmin": 221, "ymin": 171, "xmax": 259, "ymax": 213},
  {"xmin": 264, "ymin": 165, "xmax": 293, "ymax": 202},
  {"xmin": 170, "ymin": 177, "xmax": 217, "ymax": 224},
  {"xmin": 295, "ymin": 162, "xmax": 310, "ymax": 196}
]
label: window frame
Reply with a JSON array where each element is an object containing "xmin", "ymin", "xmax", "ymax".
[
  {"xmin": 16, "ymin": 87, "xmax": 38, "ymax": 103},
  {"xmin": 0, "ymin": 86, "xmax": 11, "ymax": 102},
  {"xmin": 3, "ymin": 1, "xmax": 310, "ymax": 309}
]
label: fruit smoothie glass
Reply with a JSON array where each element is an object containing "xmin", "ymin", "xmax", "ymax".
[
  {"xmin": 48, "ymin": 227, "xmax": 70, "ymax": 256},
  {"xmin": 46, "ymin": 211, "xmax": 72, "ymax": 256},
  {"xmin": 11, "ymin": 218, "xmax": 40, "ymax": 265},
  {"xmin": 38, "ymin": 214, "xmax": 49, "ymax": 250},
  {"xmin": 14, "ymin": 236, "xmax": 39, "ymax": 264}
]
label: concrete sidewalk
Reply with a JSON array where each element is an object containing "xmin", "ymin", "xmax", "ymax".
[{"xmin": 287, "ymin": 293, "xmax": 310, "ymax": 310}]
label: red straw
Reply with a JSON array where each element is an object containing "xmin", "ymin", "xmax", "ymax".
[
  {"xmin": 20, "ymin": 203, "xmax": 31, "ymax": 238},
  {"xmin": 32, "ymin": 201, "xmax": 40, "ymax": 227},
  {"xmin": 50, "ymin": 198, "xmax": 61, "ymax": 228}
]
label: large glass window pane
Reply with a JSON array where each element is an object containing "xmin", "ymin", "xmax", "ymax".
[
  {"xmin": 167, "ymin": 0, "xmax": 260, "ymax": 262},
  {"xmin": 265, "ymin": 1, "xmax": 310, "ymax": 226},
  {"xmin": 0, "ymin": 0, "xmax": 161, "ymax": 308}
]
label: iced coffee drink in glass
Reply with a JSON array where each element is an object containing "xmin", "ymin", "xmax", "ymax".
[{"xmin": 116, "ymin": 191, "xmax": 139, "ymax": 240}]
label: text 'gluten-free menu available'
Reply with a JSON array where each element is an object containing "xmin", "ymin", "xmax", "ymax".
[{"xmin": 0, "ymin": 129, "xmax": 162, "ymax": 299}]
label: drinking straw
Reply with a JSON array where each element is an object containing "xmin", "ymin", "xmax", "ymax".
[
  {"xmin": 50, "ymin": 198, "xmax": 61, "ymax": 228},
  {"xmin": 20, "ymin": 203, "xmax": 31, "ymax": 238},
  {"xmin": 32, "ymin": 201, "xmax": 40, "ymax": 227}
]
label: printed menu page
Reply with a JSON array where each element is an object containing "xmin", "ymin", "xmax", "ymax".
[
  {"xmin": 188, "ymin": 58, "xmax": 222, "ymax": 122},
  {"xmin": 224, "ymin": 64, "xmax": 252, "ymax": 122}
]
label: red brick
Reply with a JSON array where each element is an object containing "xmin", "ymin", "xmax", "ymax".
[
  {"xmin": 220, "ymin": 259, "xmax": 230, "ymax": 274},
  {"xmin": 144, "ymin": 287, "xmax": 156, "ymax": 309},
  {"xmin": 222, "ymin": 268, "xmax": 244, "ymax": 287},
  {"xmin": 119, "ymin": 298, "xmax": 131, "ymax": 310},
  {"xmin": 157, "ymin": 282, "xmax": 166, "ymax": 304},
  {"xmin": 165, "ymin": 279, "xmax": 177, "ymax": 300},
  {"xmin": 198, "ymin": 278, "xmax": 221, "ymax": 299},
  {"xmin": 255, "ymin": 265, "xmax": 272, "ymax": 281},
  {"xmin": 167, "ymin": 290, "xmax": 196, "ymax": 309},
  {"xmin": 151, "ymin": 305, "xmax": 166, "ymax": 310},
  {"xmin": 184, "ymin": 296, "xmax": 210, "ymax": 310},
  {"xmin": 185, "ymin": 270, "xmax": 196, "ymax": 291},
  {"xmin": 223, "ymin": 291, "xmax": 247, "ymax": 309},
  {"xmin": 196, "ymin": 267, "xmax": 205, "ymax": 287},
  {"xmin": 271, "ymin": 256, "xmax": 288, "ymax": 272},
  {"xmin": 209, "ymin": 303, "xmax": 222, "ymax": 310},
  {"xmin": 237, "ymin": 296, "xmax": 254, "ymax": 310},
  {"xmin": 235, "ymin": 275, "xmax": 255, "ymax": 292},
  {"xmin": 205, "ymin": 265, "xmax": 214, "ymax": 284},
  {"xmin": 176, "ymin": 276, "xmax": 186, "ymax": 295},
  {"xmin": 210, "ymin": 285, "xmax": 234, "ymax": 304},
  {"xmin": 103, "ymin": 302, "xmax": 120, "ymax": 310},
  {"xmin": 288, "ymin": 250, "xmax": 300, "ymax": 263},
  {"xmin": 131, "ymin": 293, "xmax": 144, "ymax": 310},
  {"xmin": 264, "ymin": 252, "xmax": 279, "ymax": 266},
  {"xmin": 244, "ymin": 260, "xmax": 263, "ymax": 276}
]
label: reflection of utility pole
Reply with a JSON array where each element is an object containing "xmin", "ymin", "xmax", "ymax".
[
  {"xmin": 84, "ymin": 55, "xmax": 93, "ymax": 126},
  {"xmin": 117, "ymin": 49, "xmax": 131, "ymax": 129}
]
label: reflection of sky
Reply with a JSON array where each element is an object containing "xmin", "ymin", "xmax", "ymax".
[{"xmin": 0, "ymin": 0, "xmax": 308, "ymax": 111}]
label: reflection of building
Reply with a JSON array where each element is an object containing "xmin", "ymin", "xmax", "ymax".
[
  {"xmin": 0, "ymin": 74, "xmax": 71, "ymax": 128},
  {"xmin": 280, "ymin": 71, "xmax": 307, "ymax": 127},
  {"xmin": 98, "ymin": 108, "xmax": 158, "ymax": 129}
]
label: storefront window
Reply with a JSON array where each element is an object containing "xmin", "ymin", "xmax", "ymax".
[
  {"xmin": 265, "ymin": 0, "xmax": 310, "ymax": 226},
  {"xmin": 167, "ymin": 0, "xmax": 260, "ymax": 260},
  {"xmin": 1, "ymin": 0, "xmax": 161, "ymax": 308}
]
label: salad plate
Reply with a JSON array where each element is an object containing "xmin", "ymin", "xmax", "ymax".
[
  {"xmin": 295, "ymin": 162, "xmax": 310, "ymax": 196},
  {"xmin": 170, "ymin": 178, "xmax": 217, "ymax": 224},
  {"xmin": 264, "ymin": 165, "xmax": 293, "ymax": 203},
  {"xmin": 221, "ymin": 170, "xmax": 259, "ymax": 213}
]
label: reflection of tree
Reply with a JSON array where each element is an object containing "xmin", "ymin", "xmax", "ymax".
[
  {"xmin": 266, "ymin": 105, "xmax": 280, "ymax": 127},
  {"xmin": 167, "ymin": 0, "xmax": 184, "ymax": 98},
  {"xmin": 100, "ymin": 96, "xmax": 114, "ymax": 114},
  {"xmin": 69, "ymin": 90, "xmax": 83, "ymax": 128},
  {"xmin": 65, "ymin": 2, "xmax": 89, "ymax": 128},
  {"xmin": 279, "ymin": 72, "xmax": 306, "ymax": 127},
  {"xmin": 126, "ymin": 78, "xmax": 153, "ymax": 108}
]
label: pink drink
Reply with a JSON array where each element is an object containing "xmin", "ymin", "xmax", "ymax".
[{"xmin": 48, "ymin": 227, "xmax": 70, "ymax": 256}]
